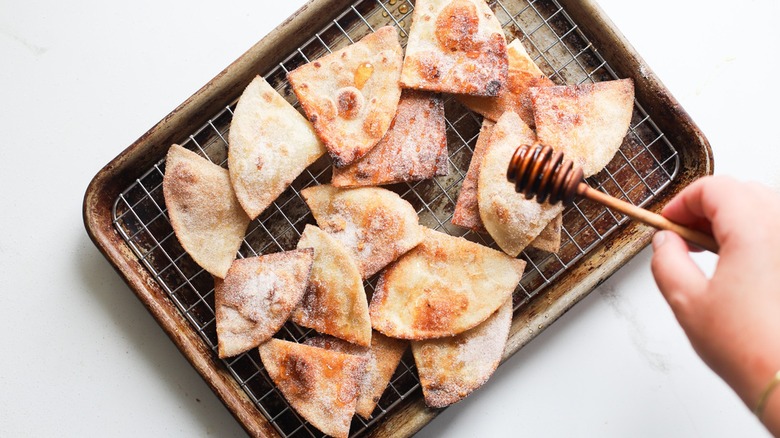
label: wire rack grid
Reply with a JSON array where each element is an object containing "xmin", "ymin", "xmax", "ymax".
[{"xmin": 111, "ymin": 0, "xmax": 679, "ymax": 436}]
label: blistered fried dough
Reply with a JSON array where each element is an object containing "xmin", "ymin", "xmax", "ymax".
[
  {"xmin": 162, "ymin": 144, "xmax": 250, "ymax": 279},
  {"xmin": 401, "ymin": 0, "xmax": 508, "ymax": 96},
  {"xmin": 228, "ymin": 76, "xmax": 325, "ymax": 220},
  {"xmin": 288, "ymin": 26, "xmax": 403, "ymax": 167},
  {"xmin": 478, "ymin": 112, "xmax": 563, "ymax": 256},
  {"xmin": 369, "ymin": 227, "xmax": 525, "ymax": 339},
  {"xmin": 458, "ymin": 38, "xmax": 555, "ymax": 127},
  {"xmin": 305, "ymin": 333, "xmax": 407, "ymax": 419},
  {"xmin": 300, "ymin": 185, "xmax": 424, "ymax": 279},
  {"xmin": 259, "ymin": 339, "xmax": 366, "ymax": 438},
  {"xmin": 452, "ymin": 120, "xmax": 562, "ymax": 252},
  {"xmin": 331, "ymin": 90, "xmax": 448, "ymax": 187},
  {"xmin": 412, "ymin": 297, "xmax": 512, "ymax": 408},
  {"xmin": 215, "ymin": 249, "xmax": 313, "ymax": 358},
  {"xmin": 531, "ymin": 78, "xmax": 634, "ymax": 177},
  {"xmin": 293, "ymin": 225, "xmax": 371, "ymax": 347}
]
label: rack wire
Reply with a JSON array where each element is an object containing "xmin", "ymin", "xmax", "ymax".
[{"xmin": 112, "ymin": 0, "xmax": 679, "ymax": 436}]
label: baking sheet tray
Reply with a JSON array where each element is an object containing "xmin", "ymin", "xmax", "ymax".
[{"xmin": 83, "ymin": 0, "xmax": 713, "ymax": 436}]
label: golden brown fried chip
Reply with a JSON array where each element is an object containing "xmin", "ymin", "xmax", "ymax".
[
  {"xmin": 331, "ymin": 89, "xmax": 448, "ymax": 187},
  {"xmin": 259, "ymin": 339, "xmax": 365, "ymax": 438},
  {"xmin": 458, "ymin": 38, "xmax": 555, "ymax": 126},
  {"xmin": 412, "ymin": 297, "xmax": 512, "ymax": 408},
  {"xmin": 532, "ymin": 214, "xmax": 563, "ymax": 253},
  {"xmin": 162, "ymin": 144, "xmax": 250, "ymax": 279},
  {"xmin": 452, "ymin": 120, "xmax": 562, "ymax": 252},
  {"xmin": 478, "ymin": 112, "xmax": 563, "ymax": 256},
  {"xmin": 369, "ymin": 227, "xmax": 524, "ymax": 339},
  {"xmin": 288, "ymin": 26, "xmax": 403, "ymax": 167},
  {"xmin": 451, "ymin": 119, "xmax": 494, "ymax": 233},
  {"xmin": 293, "ymin": 225, "xmax": 371, "ymax": 347},
  {"xmin": 531, "ymin": 78, "xmax": 634, "ymax": 177},
  {"xmin": 300, "ymin": 184, "xmax": 424, "ymax": 279},
  {"xmin": 401, "ymin": 0, "xmax": 508, "ymax": 96},
  {"xmin": 228, "ymin": 75, "xmax": 326, "ymax": 219},
  {"xmin": 304, "ymin": 333, "xmax": 407, "ymax": 419},
  {"xmin": 215, "ymin": 249, "xmax": 313, "ymax": 358}
]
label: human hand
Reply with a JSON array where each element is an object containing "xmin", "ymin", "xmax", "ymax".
[{"xmin": 650, "ymin": 175, "xmax": 780, "ymax": 435}]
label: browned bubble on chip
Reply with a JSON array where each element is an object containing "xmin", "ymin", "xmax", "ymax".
[
  {"xmin": 305, "ymin": 333, "xmax": 407, "ymax": 419},
  {"xmin": 301, "ymin": 185, "xmax": 424, "ymax": 279},
  {"xmin": 458, "ymin": 38, "xmax": 555, "ymax": 127},
  {"xmin": 369, "ymin": 227, "xmax": 524, "ymax": 339},
  {"xmin": 401, "ymin": 0, "xmax": 508, "ymax": 96},
  {"xmin": 354, "ymin": 62, "xmax": 375, "ymax": 89},
  {"xmin": 215, "ymin": 249, "xmax": 313, "ymax": 358},
  {"xmin": 259, "ymin": 339, "xmax": 366, "ymax": 438},
  {"xmin": 531, "ymin": 78, "xmax": 634, "ymax": 177},
  {"xmin": 288, "ymin": 26, "xmax": 403, "ymax": 167},
  {"xmin": 293, "ymin": 225, "xmax": 371, "ymax": 347},
  {"xmin": 477, "ymin": 111, "xmax": 563, "ymax": 257},
  {"xmin": 412, "ymin": 298, "xmax": 512, "ymax": 408},
  {"xmin": 331, "ymin": 90, "xmax": 448, "ymax": 187},
  {"xmin": 435, "ymin": 0, "xmax": 480, "ymax": 52},
  {"xmin": 162, "ymin": 144, "xmax": 250, "ymax": 279},
  {"xmin": 452, "ymin": 120, "xmax": 562, "ymax": 252}
]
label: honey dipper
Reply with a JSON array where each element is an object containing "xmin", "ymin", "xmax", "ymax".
[{"xmin": 507, "ymin": 143, "xmax": 719, "ymax": 253}]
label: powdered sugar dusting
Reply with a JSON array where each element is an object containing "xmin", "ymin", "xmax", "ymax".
[
  {"xmin": 259, "ymin": 339, "xmax": 365, "ymax": 438},
  {"xmin": 304, "ymin": 333, "xmax": 407, "ymax": 419},
  {"xmin": 411, "ymin": 298, "xmax": 512, "ymax": 408},
  {"xmin": 401, "ymin": 0, "xmax": 507, "ymax": 96},
  {"xmin": 215, "ymin": 250, "xmax": 312, "ymax": 358},
  {"xmin": 302, "ymin": 185, "xmax": 423, "ymax": 279},
  {"xmin": 331, "ymin": 90, "xmax": 448, "ymax": 187},
  {"xmin": 240, "ymin": 271, "xmax": 281, "ymax": 323}
]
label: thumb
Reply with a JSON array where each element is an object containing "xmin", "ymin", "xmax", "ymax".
[{"xmin": 650, "ymin": 230, "xmax": 708, "ymax": 314}]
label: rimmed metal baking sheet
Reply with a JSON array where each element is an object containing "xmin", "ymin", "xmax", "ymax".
[{"xmin": 109, "ymin": 0, "xmax": 679, "ymax": 436}]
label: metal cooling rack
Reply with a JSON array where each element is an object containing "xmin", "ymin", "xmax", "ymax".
[{"xmin": 112, "ymin": 0, "xmax": 679, "ymax": 436}]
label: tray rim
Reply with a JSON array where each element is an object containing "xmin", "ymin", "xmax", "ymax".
[{"xmin": 82, "ymin": 0, "xmax": 713, "ymax": 436}]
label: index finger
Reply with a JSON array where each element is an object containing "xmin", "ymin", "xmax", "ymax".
[
  {"xmin": 662, "ymin": 175, "xmax": 743, "ymax": 237},
  {"xmin": 662, "ymin": 176, "xmax": 780, "ymax": 252}
]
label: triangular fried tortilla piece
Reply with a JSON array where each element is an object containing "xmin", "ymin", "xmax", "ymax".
[
  {"xmin": 478, "ymin": 112, "xmax": 563, "ymax": 256},
  {"xmin": 162, "ymin": 144, "xmax": 250, "ymax": 278},
  {"xmin": 458, "ymin": 38, "xmax": 555, "ymax": 126},
  {"xmin": 300, "ymin": 184, "xmax": 424, "ymax": 279},
  {"xmin": 452, "ymin": 119, "xmax": 494, "ymax": 232},
  {"xmin": 532, "ymin": 214, "xmax": 563, "ymax": 253},
  {"xmin": 369, "ymin": 227, "xmax": 525, "ymax": 339},
  {"xmin": 288, "ymin": 26, "xmax": 403, "ymax": 167},
  {"xmin": 228, "ymin": 75, "xmax": 326, "ymax": 219},
  {"xmin": 452, "ymin": 120, "xmax": 562, "ymax": 252},
  {"xmin": 215, "ymin": 249, "xmax": 314, "ymax": 358},
  {"xmin": 331, "ymin": 89, "xmax": 448, "ymax": 187},
  {"xmin": 531, "ymin": 78, "xmax": 634, "ymax": 177},
  {"xmin": 401, "ymin": 0, "xmax": 508, "ymax": 96},
  {"xmin": 259, "ymin": 339, "xmax": 365, "ymax": 438},
  {"xmin": 305, "ymin": 333, "xmax": 407, "ymax": 419},
  {"xmin": 412, "ymin": 297, "xmax": 512, "ymax": 408},
  {"xmin": 293, "ymin": 224, "xmax": 371, "ymax": 347}
]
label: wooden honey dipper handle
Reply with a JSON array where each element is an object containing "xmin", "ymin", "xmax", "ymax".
[{"xmin": 508, "ymin": 143, "xmax": 719, "ymax": 253}]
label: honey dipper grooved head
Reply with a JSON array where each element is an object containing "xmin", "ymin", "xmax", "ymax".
[{"xmin": 507, "ymin": 143, "xmax": 584, "ymax": 206}]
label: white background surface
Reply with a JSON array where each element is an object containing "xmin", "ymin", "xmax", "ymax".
[{"xmin": 1, "ymin": 0, "xmax": 778, "ymax": 436}]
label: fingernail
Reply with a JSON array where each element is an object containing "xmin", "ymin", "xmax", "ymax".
[{"xmin": 652, "ymin": 231, "xmax": 666, "ymax": 250}]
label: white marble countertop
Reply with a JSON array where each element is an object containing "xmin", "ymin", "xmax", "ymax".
[{"xmin": 1, "ymin": 0, "xmax": 777, "ymax": 436}]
